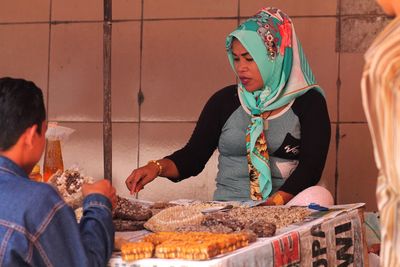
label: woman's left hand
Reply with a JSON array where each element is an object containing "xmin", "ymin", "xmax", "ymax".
[{"xmin": 261, "ymin": 191, "xmax": 294, "ymax": 206}]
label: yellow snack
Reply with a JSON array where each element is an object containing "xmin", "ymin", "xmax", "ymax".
[
  {"xmin": 144, "ymin": 232, "xmax": 250, "ymax": 260},
  {"xmin": 120, "ymin": 241, "xmax": 154, "ymax": 261}
]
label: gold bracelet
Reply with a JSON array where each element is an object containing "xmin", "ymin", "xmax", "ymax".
[
  {"xmin": 271, "ymin": 192, "xmax": 285, "ymax": 205},
  {"xmin": 148, "ymin": 160, "xmax": 162, "ymax": 176}
]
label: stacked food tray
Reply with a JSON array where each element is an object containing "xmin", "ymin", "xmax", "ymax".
[{"xmin": 108, "ymin": 199, "xmax": 368, "ymax": 267}]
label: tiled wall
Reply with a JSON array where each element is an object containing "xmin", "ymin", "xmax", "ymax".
[{"xmin": 0, "ymin": 0, "xmax": 388, "ymax": 211}]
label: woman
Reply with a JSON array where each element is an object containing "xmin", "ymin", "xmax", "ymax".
[{"xmin": 126, "ymin": 7, "xmax": 333, "ymax": 206}]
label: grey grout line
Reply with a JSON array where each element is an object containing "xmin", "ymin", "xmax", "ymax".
[
  {"xmin": 0, "ymin": 21, "xmax": 50, "ymax": 25},
  {"xmin": 338, "ymin": 14, "xmax": 389, "ymax": 18},
  {"xmin": 0, "ymin": 14, "xmax": 347, "ymax": 26},
  {"xmin": 1, "ymin": 13, "xmax": 390, "ymax": 27}
]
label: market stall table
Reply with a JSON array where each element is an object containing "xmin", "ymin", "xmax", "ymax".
[{"xmin": 108, "ymin": 203, "xmax": 368, "ymax": 267}]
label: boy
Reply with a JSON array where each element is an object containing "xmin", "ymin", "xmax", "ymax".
[{"xmin": 0, "ymin": 77, "xmax": 116, "ymax": 266}]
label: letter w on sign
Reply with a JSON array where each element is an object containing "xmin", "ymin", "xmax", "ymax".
[
  {"xmin": 335, "ymin": 222, "xmax": 354, "ymax": 267},
  {"xmin": 272, "ymin": 231, "xmax": 301, "ymax": 267}
]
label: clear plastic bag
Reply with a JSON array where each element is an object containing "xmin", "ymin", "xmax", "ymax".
[{"xmin": 43, "ymin": 123, "xmax": 75, "ymax": 181}]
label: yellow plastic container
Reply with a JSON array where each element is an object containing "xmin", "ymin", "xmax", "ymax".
[
  {"xmin": 29, "ymin": 164, "xmax": 43, "ymax": 182},
  {"xmin": 43, "ymin": 139, "xmax": 64, "ymax": 182}
]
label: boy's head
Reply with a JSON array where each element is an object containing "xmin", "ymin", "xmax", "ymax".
[{"xmin": 0, "ymin": 77, "xmax": 46, "ymax": 171}]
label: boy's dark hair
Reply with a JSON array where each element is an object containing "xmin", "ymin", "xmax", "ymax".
[{"xmin": 0, "ymin": 77, "xmax": 46, "ymax": 151}]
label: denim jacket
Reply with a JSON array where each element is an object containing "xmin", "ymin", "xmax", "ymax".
[{"xmin": 0, "ymin": 156, "xmax": 115, "ymax": 266}]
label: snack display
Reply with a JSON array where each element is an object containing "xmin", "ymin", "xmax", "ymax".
[
  {"xmin": 47, "ymin": 168, "xmax": 94, "ymax": 209},
  {"xmin": 110, "ymin": 203, "xmax": 368, "ymax": 267},
  {"xmin": 144, "ymin": 204, "xmax": 211, "ymax": 232},
  {"xmin": 175, "ymin": 211, "xmax": 277, "ymax": 237},
  {"xmin": 149, "ymin": 201, "xmax": 178, "ymax": 215},
  {"xmin": 144, "ymin": 202, "xmax": 310, "ymax": 236},
  {"xmin": 126, "ymin": 231, "xmax": 254, "ymax": 260},
  {"xmin": 228, "ymin": 206, "xmax": 311, "ymax": 229},
  {"xmin": 114, "ymin": 237, "xmax": 129, "ymax": 251},
  {"xmin": 113, "ymin": 196, "xmax": 153, "ymax": 231},
  {"xmin": 121, "ymin": 241, "xmax": 154, "ymax": 261},
  {"xmin": 112, "ymin": 200, "xmax": 315, "ymax": 263},
  {"xmin": 113, "ymin": 196, "xmax": 153, "ymax": 221},
  {"xmin": 113, "ymin": 219, "xmax": 147, "ymax": 232},
  {"xmin": 176, "ymin": 224, "xmax": 234, "ymax": 234},
  {"xmin": 245, "ymin": 220, "xmax": 277, "ymax": 237},
  {"xmin": 155, "ymin": 240, "xmax": 219, "ymax": 260},
  {"xmin": 202, "ymin": 212, "xmax": 244, "ymax": 231}
]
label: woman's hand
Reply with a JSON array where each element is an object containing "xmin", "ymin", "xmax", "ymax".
[
  {"xmin": 261, "ymin": 191, "xmax": 294, "ymax": 206},
  {"xmin": 125, "ymin": 163, "xmax": 160, "ymax": 194}
]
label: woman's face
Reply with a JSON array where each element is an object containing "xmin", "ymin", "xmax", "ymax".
[{"xmin": 232, "ymin": 39, "xmax": 264, "ymax": 92}]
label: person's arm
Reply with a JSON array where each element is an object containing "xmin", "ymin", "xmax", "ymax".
[
  {"xmin": 125, "ymin": 85, "xmax": 240, "ymax": 194},
  {"xmin": 262, "ymin": 190, "xmax": 294, "ymax": 205},
  {"xmin": 165, "ymin": 85, "xmax": 240, "ymax": 180},
  {"xmin": 125, "ymin": 158, "xmax": 179, "ymax": 194},
  {"xmin": 78, "ymin": 194, "xmax": 115, "ymax": 266},
  {"xmin": 272, "ymin": 90, "xmax": 331, "ymax": 203},
  {"xmin": 33, "ymin": 181, "xmax": 115, "ymax": 267}
]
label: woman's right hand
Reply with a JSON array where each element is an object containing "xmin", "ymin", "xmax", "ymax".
[{"xmin": 125, "ymin": 163, "xmax": 159, "ymax": 194}]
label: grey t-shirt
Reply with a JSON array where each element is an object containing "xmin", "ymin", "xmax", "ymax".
[
  {"xmin": 215, "ymin": 105, "xmax": 300, "ymax": 200},
  {"xmin": 166, "ymin": 85, "xmax": 330, "ymax": 201}
]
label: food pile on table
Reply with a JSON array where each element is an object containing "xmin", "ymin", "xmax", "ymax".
[
  {"xmin": 120, "ymin": 231, "xmax": 253, "ymax": 261},
  {"xmin": 110, "ymin": 196, "xmax": 311, "ymax": 262}
]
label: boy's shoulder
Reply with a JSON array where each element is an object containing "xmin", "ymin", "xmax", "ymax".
[
  {"xmin": 0, "ymin": 178, "xmax": 69, "ymax": 229},
  {"xmin": 6, "ymin": 177, "xmax": 66, "ymax": 208},
  {"xmin": 27, "ymin": 180, "xmax": 65, "ymax": 203}
]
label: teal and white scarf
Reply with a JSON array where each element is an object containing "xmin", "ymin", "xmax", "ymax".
[{"xmin": 226, "ymin": 7, "xmax": 324, "ymax": 200}]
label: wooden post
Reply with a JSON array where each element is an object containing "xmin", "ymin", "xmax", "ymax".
[{"xmin": 103, "ymin": 0, "xmax": 112, "ymax": 182}]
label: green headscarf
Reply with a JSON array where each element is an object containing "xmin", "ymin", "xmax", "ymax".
[{"xmin": 226, "ymin": 7, "xmax": 324, "ymax": 200}]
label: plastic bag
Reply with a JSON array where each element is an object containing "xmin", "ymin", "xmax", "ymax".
[{"xmin": 43, "ymin": 123, "xmax": 75, "ymax": 181}]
